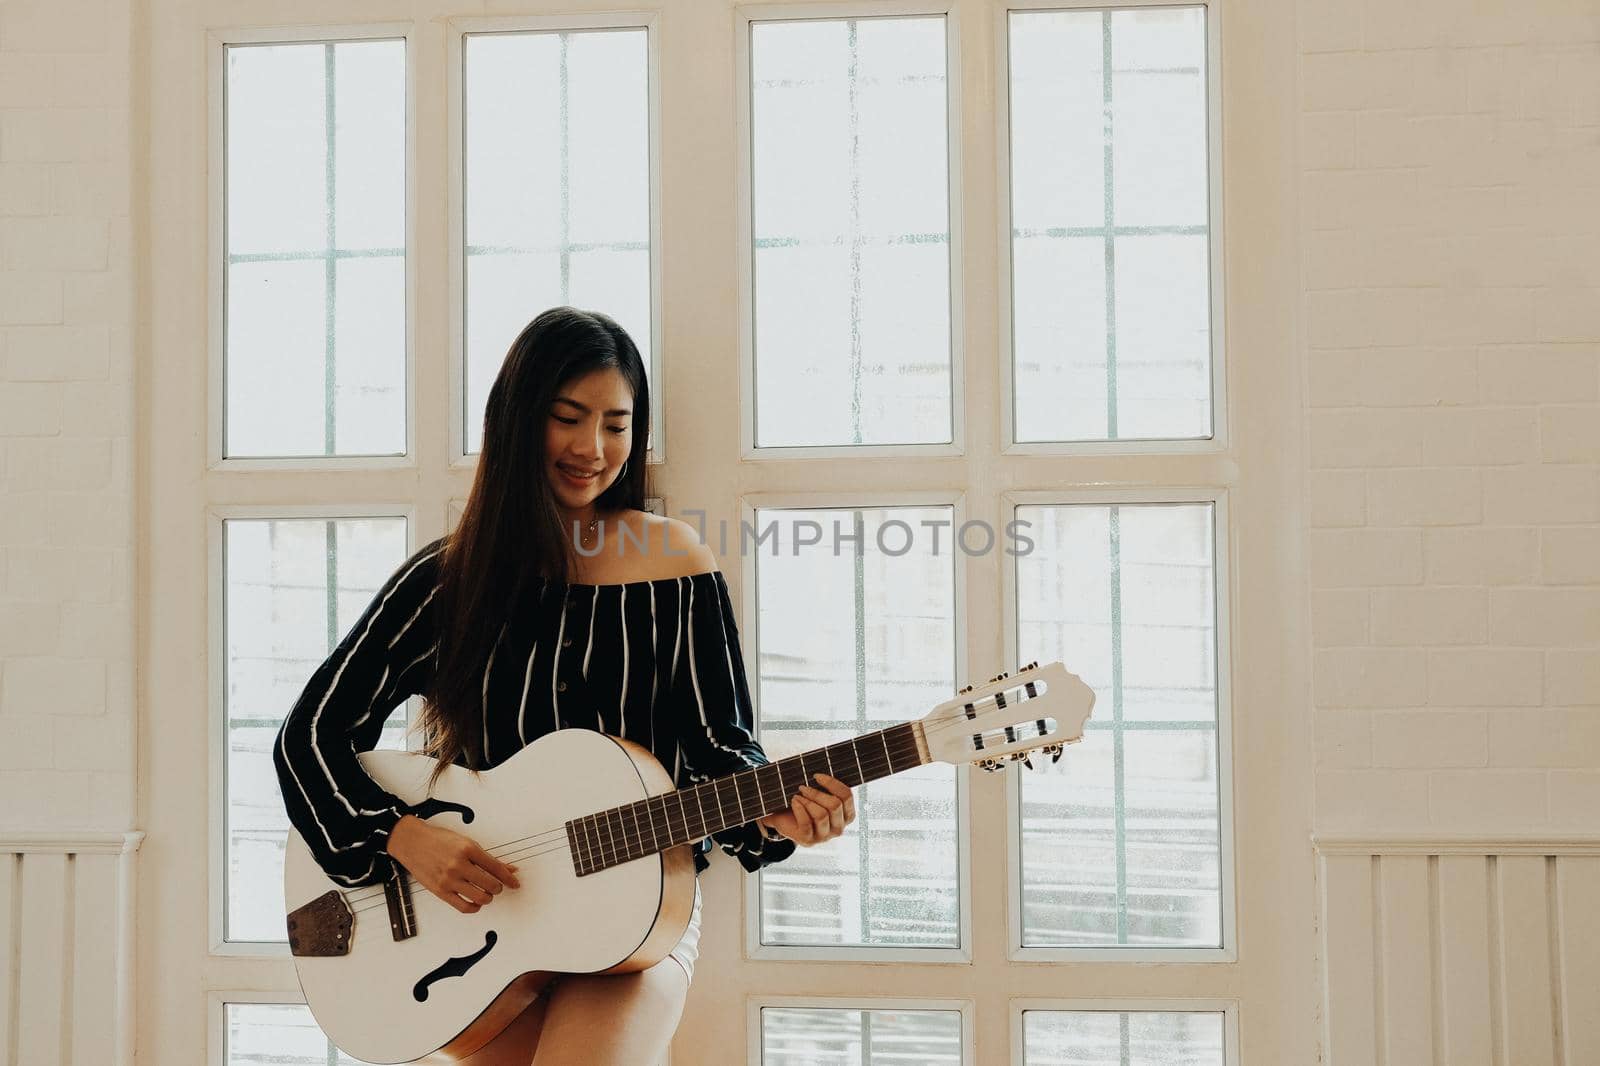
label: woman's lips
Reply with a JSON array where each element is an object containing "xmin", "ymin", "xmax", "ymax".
[{"xmin": 558, "ymin": 464, "xmax": 601, "ymax": 487}]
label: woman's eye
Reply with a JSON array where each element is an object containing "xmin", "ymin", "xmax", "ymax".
[
  {"xmin": 552, "ymin": 415, "xmax": 577, "ymax": 425},
  {"xmin": 607, "ymin": 426, "xmax": 627, "ymax": 435}
]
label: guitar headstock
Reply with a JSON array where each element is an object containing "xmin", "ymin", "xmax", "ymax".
[{"xmin": 919, "ymin": 661, "xmax": 1094, "ymax": 772}]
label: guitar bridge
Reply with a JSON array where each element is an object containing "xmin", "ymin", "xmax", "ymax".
[
  {"xmin": 385, "ymin": 867, "xmax": 418, "ymax": 941},
  {"xmin": 287, "ymin": 890, "xmax": 353, "ymax": 957}
]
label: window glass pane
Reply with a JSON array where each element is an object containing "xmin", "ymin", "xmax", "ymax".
[
  {"xmin": 755, "ymin": 506, "xmax": 958, "ymax": 948},
  {"xmin": 750, "ymin": 17, "xmax": 952, "ymax": 448},
  {"xmin": 1015, "ymin": 503, "xmax": 1222, "ymax": 948},
  {"xmin": 224, "ymin": 516, "xmax": 409, "ymax": 942},
  {"xmin": 224, "ymin": 40, "xmax": 406, "ymax": 458},
  {"xmin": 1022, "ymin": 1009, "xmax": 1225, "ymax": 1066},
  {"xmin": 463, "ymin": 28, "xmax": 652, "ymax": 455},
  {"xmin": 1008, "ymin": 8, "xmax": 1213, "ymax": 443},
  {"xmin": 762, "ymin": 1006, "xmax": 963, "ymax": 1065},
  {"xmin": 226, "ymin": 1003, "xmax": 378, "ymax": 1065}
]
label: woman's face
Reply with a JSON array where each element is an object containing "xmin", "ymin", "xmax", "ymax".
[{"xmin": 545, "ymin": 367, "xmax": 635, "ymax": 513}]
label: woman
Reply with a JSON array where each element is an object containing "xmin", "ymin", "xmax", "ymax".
[{"xmin": 274, "ymin": 306, "xmax": 856, "ymax": 1065}]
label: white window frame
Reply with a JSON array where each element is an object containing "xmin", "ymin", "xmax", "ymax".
[
  {"xmin": 206, "ymin": 502, "xmax": 418, "ymax": 956},
  {"xmin": 207, "ymin": 989, "xmax": 301, "ymax": 1066},
  {"xmin": 995, "ymin": 0, "xmax": 1229, "ymax": 456},
  {"xmin": 206, "ymin": 22, "xmax": 420, "ymax": 472},
  {"xmin": 734, "ymin": 0, "xmax": 968, "ymax": 460},
  {"xmin": 748, "ymin": 995, "xmax": 976, "ymax": 1065},
  {"xmin": 446, "ymin": 11, "xmax": 667, "ymax": 469},
  {"xmin": 1002, "ymin": 487, "xmax": 1237, "ymax": 963},
  {"xmin": 738, "ymin": 490, "xmax": 974, "ymax": 964},
  {"xmin": 1008, "ymin": 997, "xmax": 1242, "ymax": 1066}
]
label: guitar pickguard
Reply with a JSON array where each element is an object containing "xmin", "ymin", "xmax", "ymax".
[{"xmin": 413, "ymin": 931, "xmax": 499, "ymax": 1002}]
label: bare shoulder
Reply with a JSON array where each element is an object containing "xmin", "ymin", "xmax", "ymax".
[{"xmin": 614, "ymin": 510, "xmax": 718, "ymax": 580}]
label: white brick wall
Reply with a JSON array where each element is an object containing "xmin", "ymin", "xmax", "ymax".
[
  {"xmin": 0, "ymin": 0, "xmax": 135, "ymax": 829},
  {"xmin": 1303, "ymin": 0, "xmax": 1600, "ymax": 833}
]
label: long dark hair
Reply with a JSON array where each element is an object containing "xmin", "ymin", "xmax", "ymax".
[{"xmin": 420, "ymin": 306, "xmax": 651, "ymax": 773}]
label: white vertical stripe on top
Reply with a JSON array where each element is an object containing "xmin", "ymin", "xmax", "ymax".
[
  {"xmin": 516, "ymin": 635, "xmax": 539, "ymax": 746},
  {"xmin": 582, "ymin": 586, "xmax": 598, "ymax": 679},
  {"xmin": 277, "ymin": 545, "xmax": 441, "ymax": 854},
  {"xmin": 683, "ymin": 575, "xmax": 746, "ymax": 764},
  {"xmin": 480, "ymin": 622, "xmax": 506, "ymax": 766},
  {"xmin": 385, "ymin": 585, "xmax": 438, "ymax": 648},
  {"xmin": 618, "ymin": 585, "xmax": 629, "ymax": 739},
  {"xmin": 551, "ymin": 592, "xmax": 569, "ymax": 730},
  {"xmin": 648, "ymin": 583, "xmax": 658, "ymax": 753}
]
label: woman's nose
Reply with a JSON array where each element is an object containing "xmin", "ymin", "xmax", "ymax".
[{"xmin": 572, "ymin": 423, "xmax": 604, "ymax": 457}]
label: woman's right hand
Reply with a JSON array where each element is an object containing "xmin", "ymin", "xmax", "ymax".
[{"xmin": 385, "ymin": 814, "xmax": 521, "ymax": 914}]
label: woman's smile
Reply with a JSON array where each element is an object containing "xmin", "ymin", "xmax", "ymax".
[{"xmin": 557, "ymin": 462, "xmax": 603, "ymax": 488}]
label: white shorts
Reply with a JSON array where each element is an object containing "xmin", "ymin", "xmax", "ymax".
[{"xmin": 664, "ymin": 878, "xmax": 703, "ymax": 982}]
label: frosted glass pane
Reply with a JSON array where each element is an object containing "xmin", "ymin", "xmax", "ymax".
[
  {"xmin": 227, "ymin": 259, "xmax": 327, "ymax": 457},
  {"xmin": 224, "ymin": 517, "xmax": 408, "ymax": 943},
  {"xmin": 1112, "ymin": 234, "xmax": 1211, "ymax": 439},
  {"xmin": 1007, "ymin": 8, "xmax": 1213, "ymax": 444},
  {"xmin": 226, "ymin": 1003, "xmax": 380, "ymax": 1066},
  {"xmin": 1015, "ymin": 503, "xmax": 1222, "ymax": 949},
  {"xmin": 1011, "ymin": 236, "xmax": 1107, "ymax": 442},
  {"xmin": 750, "ymin": 17, "xmax": 952, "ymax": 448},
  {"xmin": 333, "ymin": 42, "xmax": 406, "ymax": 250},
  {"xmin": 762, "ymin": 1007, "xmax": 963, "ymax": 1065},
  {"xmin": 753, "ymin": 243, "xmax": 853, "ymax": 446},
  {"xmin": 1023, "ymin": 1009, "xmax": 1225, "ymax": 1066},
  {"xmin": 567, "ymin": 31, "xmax": 650, "ymax": 246},
  {"xmin": 333, "ymin": 256, "xmax": 406, "ymax": 455},
  {"xmin": 227, "ymin": 45, "xmax": 326, "ymax": 256},
  {"xmin": 1112, "ymin": 12, "xmax": 1209, "ymax": 227},
  {"xmin": 462, "ymin": 28, "xmax": 652, "ymax": 455},
  {"xmin": 755, "ymin": 506, "xmax": 958, "ymax": 948},
  {"xmin": 224, "ymin": 40, "xmax": 406, "ymax": 458}
]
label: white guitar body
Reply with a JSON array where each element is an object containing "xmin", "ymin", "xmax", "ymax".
[
  {"xmin": 284, "ymin": 660, "xmax": 1096, "ymax": 1065},
  {"xmin": 284, "ymin": 728, "xmax": 697, "ymax": 1065}
]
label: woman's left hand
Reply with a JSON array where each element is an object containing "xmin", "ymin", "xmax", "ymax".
[{"xmin": 757, "ymin": 773, "xmax": 856, "ymax": 846}]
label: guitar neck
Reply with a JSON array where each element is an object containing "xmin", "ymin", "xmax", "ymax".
[{"xmin": 565, "ymin": 721, "xmax": 927, "ymax": 876}]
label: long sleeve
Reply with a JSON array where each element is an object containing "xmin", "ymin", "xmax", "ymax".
[
  {"xmin": 273, "ymin": 539, "xmax": 445, "ymax": 887},
  {"xmin": 672, "ymin": 570, "xmax": 797, "ymax": 874}
]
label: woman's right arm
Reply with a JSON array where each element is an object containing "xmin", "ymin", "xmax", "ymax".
[{"xmin": 273, "ymin": 539, "xmax": 447, "ymax": 888}]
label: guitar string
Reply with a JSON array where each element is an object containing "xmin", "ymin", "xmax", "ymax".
[
  {"xmin": 337, "ymin": 696, "xmax": 1058, "ymax": 916},
  {"xmin": 339, "ymin": 732, "xmax": 924, "ymax": 918},
  {"xmin": 335, "ymin": 699, "xmax": 1062, "ymax": 918},
  {"xmin": 339, "ymin": 734, "xmax": 931, "ymax": 921},
  {"xmin": 335, "ymin": 696, "xmax": 1057, "ymax": 914},
  {"xmin": 334, "ymin": 696, "xmax": 1033, "ymax": 912}
]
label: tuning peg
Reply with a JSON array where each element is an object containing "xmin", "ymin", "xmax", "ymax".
[
  {"xmin": 1022, "ymin": 660, "xmax": 1039, "ymax": 671},
  {"xmin": 977, "ymin": 757, "xmax": 1006, "ymax": 773},
  {"xmin": 1009, "ymin": 751, "xmax": 1034, "ymax": 770},
  {"xmin": 957, "ymin": 684, "xmax": 974, "ymax": 695},
  {"xmin": 1040, "ymin": 742, "xmax": 1064, "ymax": 764}
]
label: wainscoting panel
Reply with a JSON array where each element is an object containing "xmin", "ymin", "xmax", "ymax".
[
  {"xmin": 0, "ymin": 834, "xmax": 142, "ymax": 1066},
  {"xmin": 1315, "ymin": 837, "xmax": 1600, "ymax": 1066}
]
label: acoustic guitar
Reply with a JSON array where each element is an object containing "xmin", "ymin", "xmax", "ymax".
[{"xmin": 283, "ymin": 659, "xmax": 1094, "ymax": 1063}]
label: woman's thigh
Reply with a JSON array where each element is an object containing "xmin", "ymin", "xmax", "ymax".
[
  {"xmin": 530, "ymin": 960, "xmax": 689, "ymax": 1066},
  {"xmin": 450, "ymin": 986, "xmax": 556, "ymax": 1066}
]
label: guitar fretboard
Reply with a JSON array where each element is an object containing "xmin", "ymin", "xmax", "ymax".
[{"xmin": 565, "ymin": 722, "xmax": 924, "ymax": 876}]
